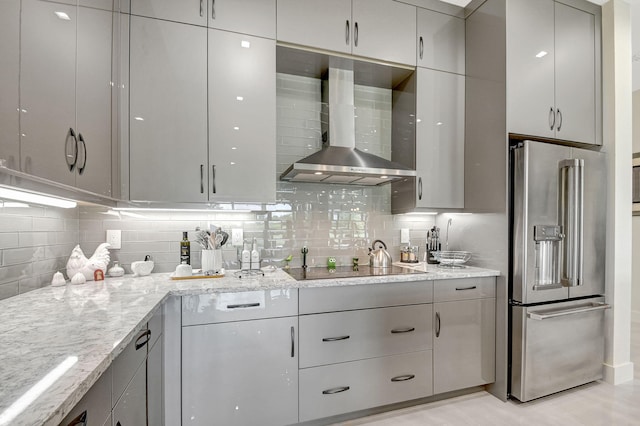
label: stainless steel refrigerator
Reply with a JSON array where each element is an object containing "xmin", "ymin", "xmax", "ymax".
[{"xmin": 510, "ymin": 140, "xmax": 610, "ymax": 402}]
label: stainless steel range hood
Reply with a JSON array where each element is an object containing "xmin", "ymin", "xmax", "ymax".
[{"xmin": 280, "ymin": 67, "xmax": 415, "ymax": 186}]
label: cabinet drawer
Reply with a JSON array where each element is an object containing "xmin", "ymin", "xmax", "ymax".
[
  {"xmin": 182, "ymin": 289, "xmax": 298, "ymax": 326},
  {"xmin": 299, "ymin": 351, "xmax": 433, "ymax": 422},
  {"xmin": 300, "ymin": 304, "xmax": 432, "ymax": 368},
  {"xmin": 60, "ymin": 366, "xmax": 111, "ymax": 426},
  {"xmin": 112, "ymin": 327, "xmax": 150, "ymax": 406},
  {"xmin": 433, "ymin": 277, "xmax": 495, "ymax": 302},
  {"xmin": 299, "ymin": 280, "xmax": 432, "ymax": 314}
]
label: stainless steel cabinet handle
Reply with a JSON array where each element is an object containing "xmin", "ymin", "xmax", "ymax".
[
  {"xmin": 291, "ymin": 326, "xmax": 295, "ymax": 358},
  {"xmin": 322, "ymin": 386, "xmax": 350, "ymax": 395},
  {"xmin": 455, "ymin": 285, "xmax": 477, "ymax": 291},
  {"xmin": 435, "ymin": 312, "xmax": 441, "ymax": 338},
  {"xmin": 559, "ymin": 159, "xmax": 584, "ymax": 287},
  {"xmin": 227, "ymin": 302, "xmax": 260, "ymax": 309},
  {"xmin": 556, "ymin": 108, "xmax": 563, "ymax": 131},
  {"xmin": 66, "ymin": 127, "xmax": 78, "ymax": 171},
  {"xmin": 528, "ymin": 302, "xmax": 610, "ymax": 320},
  {"xmin": 66, "ymin": 410, "xmax": 87, "ymax": 426},
  {"xmin": 549, "ymin": 107, "xmax": 555, "ymax": 130},
  {"xmin": 116, "ymin": 422, "xmax": 121, "ymax": 426},
  {"xmin": 419, "ymin": 36, "xmax": 424, "ymax": 60},
  {"xmin": 212, "ymin": 0, "xmax": 215, "ymax": 19},
  {"xmin": 322, "ymin": 335, "xmax": 350, "ymax": 342},
  {"xmin": 391, "ymin": 327, "xmax": 415, "ymax": 334},
  {"xmin": 391, "ymin": 374, "xmax": 415, "ymax": 382},
  {"xmin": 211, "ymin": 165, "xmax": 217, "ymax": 194},
  {"xmin": 77, "ymin": 133, "xmax": 87, "ymax": 175},
  {"xmin": 418, "ymin": 177, "xmax": 423, "ymax": 200},
  {"xmin": 200, "ymin": 164, "xmax": 204, "ymax": 194},
  {"xmin": 345, "ymin": 20, "xmax": 350, "ymax": 45},
  {"xmin": 135, "ymin": 329, "xmax": 151, "ymax": 350},
  {"xmin": 200, "ymin": 0, "xmax": 204, "ymax": 17},
  {"xmin": 354, "ymin": 22, "xmax": 359, "ymax": 47}
]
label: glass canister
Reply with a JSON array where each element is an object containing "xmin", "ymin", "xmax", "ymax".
[{"xmin": 400, "ymin": 246, "xmax": 419, "ymax": 263}]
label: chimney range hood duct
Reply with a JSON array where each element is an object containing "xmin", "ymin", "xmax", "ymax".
[{"xmin": 280, "ymin": 67, "xmax": 415, "ymax": 186}]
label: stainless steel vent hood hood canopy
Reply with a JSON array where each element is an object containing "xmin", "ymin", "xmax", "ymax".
[{"xmin": 280, "ymin": 67, "xmax": 415, "ymax": 186}]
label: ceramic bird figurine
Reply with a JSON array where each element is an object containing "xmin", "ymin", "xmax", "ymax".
[{"xmin": 66, "ymin": 243, "xmax": 111, "ymax": 281}]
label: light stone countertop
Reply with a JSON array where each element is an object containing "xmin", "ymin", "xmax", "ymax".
[{"xmin": 0, "ymin": 265, "xmax": 499, "ymax": 426}]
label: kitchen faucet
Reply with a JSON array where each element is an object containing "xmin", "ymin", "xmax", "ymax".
[{"xmin": 446, "ymin": 218, "xmax": 453, "ymax": 251}]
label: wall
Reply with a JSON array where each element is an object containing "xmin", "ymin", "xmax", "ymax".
[
  {"xmin": 0, "ymin": 202, "xmax": 78, "ymax": 300},
  {"xmin": 632, "ymin": 89, "xmax": 640, "ymax": 320},
  {"xmin": 79, "ymin": 74, "xmax": 438, "ymax": 274}
]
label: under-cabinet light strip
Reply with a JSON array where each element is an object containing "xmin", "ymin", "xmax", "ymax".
[{"xmin": 0, "ymin": 187, "xmax": 77, "ymax": 209}]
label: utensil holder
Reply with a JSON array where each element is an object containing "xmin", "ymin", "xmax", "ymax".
[{"xmin": 202, "ymin": 249, "xmax": 223, "ymax": 273}]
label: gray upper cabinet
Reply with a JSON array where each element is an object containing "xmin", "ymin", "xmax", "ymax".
[
  {"xmin": 20, "ymin": 0, "xmax": 77, "ymax": 186},
  {"xmin": 130, "ymin": 0, "xmax": 207, "ymax": 26},
  {"xmin": 507, "ymin": 0, "xmax": 599, "ymax": 145},
  {"xmin": 0, "ymin": 0, "xmax": 20, "ymax": 181},
  {"xmin": 277, "ymin": 0, "xmax": 416, "ymax": 65},
  {"xmin": 75, "ymin": 5, "xmax": 113, "ymax": 196},
  {"xmin": 208, "ymin": 30, "xmax": 276, "ymax": 203},
  {"xmin": 417, "ymin": 8, "xmax": 464, "ymax": 74},
  {"xmin": 18, "ymin": 0, "xmax": 113, "ymax": 194},
  {"xmin": 129, "ymin": 16, "xmax": 209, "ymax": 203},
  {"xmin": 208, "ymin": 0, "xmax": 276, "ymax": 39}
]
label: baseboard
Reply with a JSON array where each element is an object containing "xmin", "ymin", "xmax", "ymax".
[{"xmin": 603, "ymin": 361, "xmax": 635, "ymax": 384}]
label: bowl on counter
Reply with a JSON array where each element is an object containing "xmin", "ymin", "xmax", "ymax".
[{"xmin": 432, "ymin": 251, "xmax": 471, "ymax": 268}]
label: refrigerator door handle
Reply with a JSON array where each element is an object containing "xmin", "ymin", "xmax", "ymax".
[
  {"xmin": 559, "ymin": 159, "xmax": 584, "ymax": 287},
  {"xmin": 528, "ymin": 302, "xmax": 610, "ymax": 320}
]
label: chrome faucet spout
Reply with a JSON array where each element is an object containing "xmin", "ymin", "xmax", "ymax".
[{"xmin": 446, "ymin": 218, "xmax": 453, "ymax": 251}]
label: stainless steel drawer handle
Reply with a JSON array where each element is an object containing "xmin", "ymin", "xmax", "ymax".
[
  {"xmin": 322, "ymin": 335, "xmax": 350, "ymax": 342},
  {"xmin": 227, "ymin": 302, "xmax": 260, "ymax": 309},
  {"xmin": 322, "ymin": 386, "xmax": 350, "ymax": 395},
  {"xmin": 391, "ymin": 327, "xmax": 415, "ymax": 334},
  {"xmin": 455, "ymin": 285, "xmax": 477, "ymax": 291},
  {"xmin": 135, "ymin": 329, "xmax": 151, "ymax": 350},
  {"xmin": 200, "ymin": 164, "xmax": 204, "ymax": 194},
  {"xmin": 291, "ymin": 326, "xmax": 295, "ymax": 358},
  {"xmin": 528, "ymin": 302, "xmax": 610, "ymax": 321},
  {"xmin": 391, "ymin": 374, "xmax": 415, "ymax": 382},
  {"xmin": 435, "ymin": 312, "xmax": 441, "ymax": 338}
]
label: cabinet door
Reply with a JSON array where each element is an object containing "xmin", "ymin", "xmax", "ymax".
[
  {"xmin": 20, "ymin": 0, "xmax": 77, "ymax": 186},
  {"xmin": 433, "ymin": 298, "xmax": 495, "ymax": 394},
  {"xmin": 416, "ymin": 68, "xmax": 464, "ymax": 208},
  {"xmin": 182, "ymin": 317, "xmax": 298, "ymax": 426},
  {"xmin": 75, "ymin": 5, "xmax": 112, "ymax": 196},
  {"xmin": 276, "ymin": 0, "xmax": 351, "ymax": 54},
  {"xmin": 129, "ymin": 16, "xmax": 208, "ymax": 202},
  {"xmin": 130, "ymin": 0, "xmax": 207, "ymax": 26},
  {"xmin": 352, "ymin": 0, "xmax": 416, "ymax": 66},
  {"xmin": 208, "ymin": 0, "xmax": 275, "ymax": 39},
  {"xmin": 506, "ymin": 0, "xmax": 555, "ymax": 139},
  {"xmin": 147, "ymin": 338, "xmax": 163, "ymax": 426},
  {"xmin": 60, "ymin": 366, "xmax": 111, "ymax": 426},
  {"xmin": 0, "ymin": 0, "xmax": 20, "ymax": 180},
  {"xmin": 208, "ymin": 30, "xmax": 276, "ymax": 202},
  {"xmin": 417, "ymin": 8, "xmax": 464, "ymax": 74},
  {"xmin": 112, "ymin": 361, "xmax": 147, "ymax": 426},
  {"xmin": 554, "ymin": 2, "xmax": 596, "ymax": 145}
]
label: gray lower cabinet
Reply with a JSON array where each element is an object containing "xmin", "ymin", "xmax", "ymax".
[
  {"xmin": 433, "ymin": 297, "xmax": 496, "ymax": 394},
  {"xmin": 112, "ymin": 360, "xmax": 147, "ymax": 426},
  {"xmin": 147, "ymin": 336, "xmax": 163, "ymax": 426},
  {"xmin": 182, "ymin": 316, "xmax": 299, "ymax": 426},
  {"xmin": 299, "ymin": 351, "xmax": 433, "ymax": 422},
  {"xmin": 59, "ymin": 366, "xmax": 112, "ymax": 426}
]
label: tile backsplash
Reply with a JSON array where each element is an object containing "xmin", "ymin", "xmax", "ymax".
[{"xmin": 0, "ymin": 202, "xmax": 79, "ymax": 300}]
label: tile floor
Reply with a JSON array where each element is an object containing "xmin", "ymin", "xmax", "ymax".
[{"xmin": 337, "ymin": 319, "xmax": 640, "ymax": 426}]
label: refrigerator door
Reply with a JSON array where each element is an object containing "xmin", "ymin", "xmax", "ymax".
[
  {"xmin": 511, "ymin": 297, "xmax": 607, "ymax": 402},
  {"xmin": 512, "ymin": 141, "xmax": 606, "ymax": 304},
  {"xmin": 567, "ymin": 146, "xmax": 606, "ymax": 298},
  {"xmin": 512, "ymin": 141, "xmax": 571, "ymax": 304}
]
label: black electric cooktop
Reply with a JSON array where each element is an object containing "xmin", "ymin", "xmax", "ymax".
[{"xmin": 284, "ymin": 265, "xmax": 427, "ymax": 281}]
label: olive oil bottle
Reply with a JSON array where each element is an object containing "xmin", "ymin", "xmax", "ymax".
[{"xmin": 180, "ymin": 231, "xmax": 191, "ymax": 265}]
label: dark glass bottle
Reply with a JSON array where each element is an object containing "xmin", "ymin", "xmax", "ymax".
[{"xmin": 180, "ymin": 231, "xmax": 191, "ymax": 265}]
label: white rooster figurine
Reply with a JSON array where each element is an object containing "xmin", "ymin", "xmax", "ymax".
[{"xmin": 66, "ymin": 243, "xmax": 111, "ymax": 281}]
